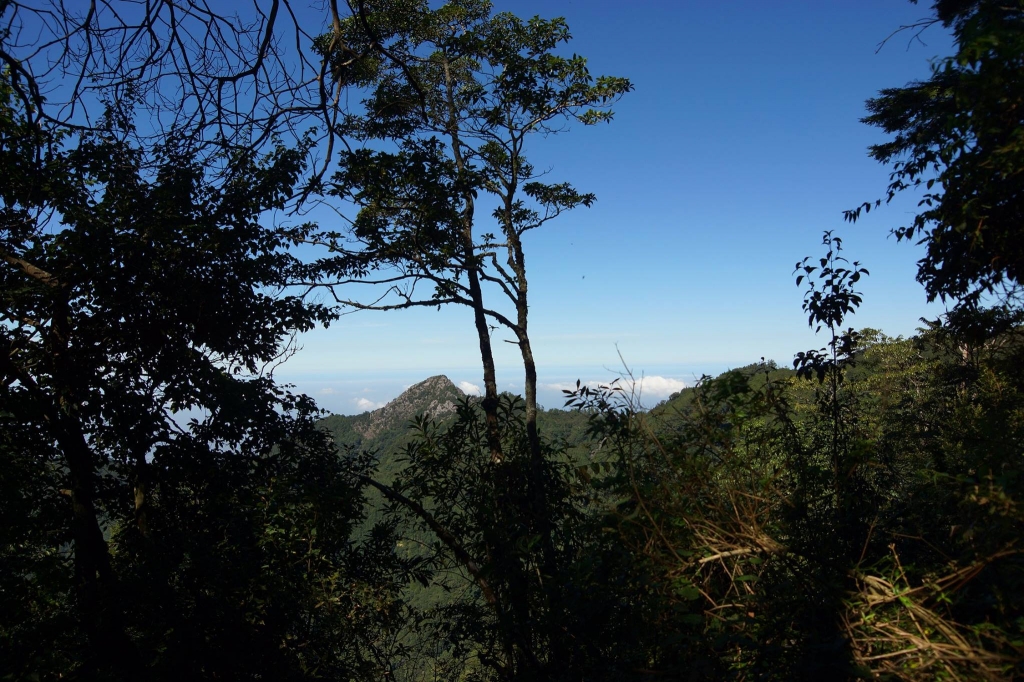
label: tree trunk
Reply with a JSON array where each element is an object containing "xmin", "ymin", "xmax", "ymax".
[
  {"xmin": 462, "ymin": 219, "xmax": 505, "ymax": 464},
  {"xmin": 442, "ymin": 54, "xmax": 504, "ymax": 465},
  {"xmin": 47, "ymin": 296, "xmax": 138, "ymax": 675},
  {"xmin": 61, "ymin": 421, "xmax": 136, "ymax": 659},
  {"xmin": 509, "ymin": 240, "xmax": 566, "ymax": 675}
]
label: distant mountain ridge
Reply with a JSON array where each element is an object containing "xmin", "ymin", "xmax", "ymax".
[
  {"xmin": 317, "ymin": 375, "xmax": 470, "ymax": 456},
  {"xmin": 317, "ymin": 374, "xmax": 595, "ymax": 465}
]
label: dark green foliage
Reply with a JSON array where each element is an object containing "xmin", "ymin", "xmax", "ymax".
[
  {"xmin": 3, "ymin": 1, "xmax": 1024, "ymax": 680},
  {"xmin": 314, "ymin": 0, "xmax": 631, "ymax": 312},
  {"xmin": 563, "ymin": 231, "xmax": 1024, "ymax": 680},
  {"xmin": 848, "ymin": 0, "xmax": 1024, "ymax": 305},
  {"xmin": 0, "ymin": 78, "xmax": 411, "ymax": 679},
  {"xmin": 317, "ymin": 378, "xmax": 594, "ymax": 471},
  {"xmin": 372, "ymin": 396, "xmax": 658, "ymax": 681}
]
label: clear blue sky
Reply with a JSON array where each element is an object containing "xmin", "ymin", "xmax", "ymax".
[{"xmin": 279, "ymin": 0, "xmax": 955, "ymax": 415}]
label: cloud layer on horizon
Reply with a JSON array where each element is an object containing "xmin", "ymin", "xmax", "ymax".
[
  {"xmin": 458, "ymin": 380, "xmax": 482, "ymax": 396},
  {"xmin": 541, "ymin": 375, "xmax": 687, "ymax": 402},
  {"xmin": 354, "ymin": 397, "xmax": 385, "ymax": 412}
]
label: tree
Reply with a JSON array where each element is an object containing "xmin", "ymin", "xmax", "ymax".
[
  {"xmin": 0, "ymin": 0, "xmax": 441, "ymax": 205},
  {"xmin": 0, "ymin": 1, "xmax": 480, "ymax": 674},
  {"xmin": 847, "ymin": 0, "xmax": 1024, "ymax": 306},
  {"xmin": 0, "ymin": 67, "xmax": 420, "ymax": 677},
  {"xmin": 306, "ymin": 3, "xmax": 631, "ymax": 676},
  {"xmin": 6, "ymin": 2, "xmax": 640, "ymax": 677},
  {"xmin": 314, "ymin": 0, "xmax": 631, "ymax": 464},
  {"xmin": 563, "ymin": 229, "xmax": 1024, "ymax": 679}
]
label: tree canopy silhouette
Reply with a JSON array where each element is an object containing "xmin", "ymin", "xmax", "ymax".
[{"xmin": 848, "ymin": 0, "xmax": 1024, "ymax": 305}]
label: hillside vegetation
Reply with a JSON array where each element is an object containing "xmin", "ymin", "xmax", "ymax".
[
  {"xmin": 318, "ymin": 375, "xmax": 595, "ymax": 471},
  {"xmin": 2, "ymin": 0, "xmax": 1023, "ymax": 680}
]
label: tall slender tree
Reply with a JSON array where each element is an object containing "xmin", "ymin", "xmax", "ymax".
[
  {"xmin": 309, "ymin": 2, "xmax": 630, "ymax": 675},
  {"xmin": 313, "ymin": 0, "xmax": 630, "ymax": 466}
]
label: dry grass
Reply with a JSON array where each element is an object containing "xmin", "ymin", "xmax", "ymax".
[{"xmin": 843, "ymin": 549, "xmax": 1021, "ymax": 681}]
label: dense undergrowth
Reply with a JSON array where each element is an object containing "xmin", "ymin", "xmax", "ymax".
[{"xmin": 3, "ymin": 0, "xmax": 1023, "ymax": 679}]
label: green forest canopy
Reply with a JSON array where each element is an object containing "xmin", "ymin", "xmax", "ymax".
[{"xmin": 1, "ymin": 1, "xmax": 1022, "ymax": 680}]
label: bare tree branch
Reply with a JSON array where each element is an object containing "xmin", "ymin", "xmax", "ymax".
[{"xmin": 358, "ymin": 474, "xmax": 498, "ymax": 605}]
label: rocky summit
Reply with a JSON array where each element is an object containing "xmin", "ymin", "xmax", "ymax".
[
  {"xmin": 354, "ymin": 375, "xmax": 466, "ymax": 440},
  {"xmin": 317, "ymin": 375, "xmax": 472, "ymax": 455}
]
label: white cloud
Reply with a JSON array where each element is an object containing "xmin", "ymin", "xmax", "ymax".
[
  {"xmin": 629, "ymin": 376, "xmax": 687, "ymax": 399},
  {"xmin": 541, "ymin": 381, "xmax": 600, "ymax": 393},
  {"xmin": 354, "ymin": 397, "xmax": 384, "ymax": 412},
  {"xmin": 541, "ymin": 376, "xmax": 686, "ymax": 401},
  {"xmin": 458, "ymin": 381, "xmax": 482, "ymax": 396},
  {"xmin": 319, "ymin": 387, "xmax": 338, "ymax": 395}
]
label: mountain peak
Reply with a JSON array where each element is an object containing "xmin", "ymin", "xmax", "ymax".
[
  {"xmin": 355, "ymin": 374, "xmax": 466, "ymax": 440},
  {"xmin": 412, "ymin": 374, "xmax": 456, "ymax": 392}
]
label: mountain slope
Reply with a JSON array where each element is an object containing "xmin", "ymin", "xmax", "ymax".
[{"xmin": 318, "ymin": 375, "xmax": 468, "ymax": 462}]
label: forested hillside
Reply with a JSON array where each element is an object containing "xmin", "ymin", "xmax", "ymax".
[
  {"xmin": 319, "ymin": 376, "xmax": 468, "ymax": 461},
  {"xmin": 1, "ymin": 0, "xmax": 1022, "ymax": 680},
  {"xmin": 318, "ymin": 375, "xmax": 594, "ymax": 473}
]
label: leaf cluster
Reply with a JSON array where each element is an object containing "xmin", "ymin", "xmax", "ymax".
[{"xmin": 848, "ymin": 0, "xmax": 1024, "ymax": 305}]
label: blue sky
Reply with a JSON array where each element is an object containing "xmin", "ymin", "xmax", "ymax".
[{"xmin": 278, "ymin": 0, "xmax": 956, "ymax": 415}]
